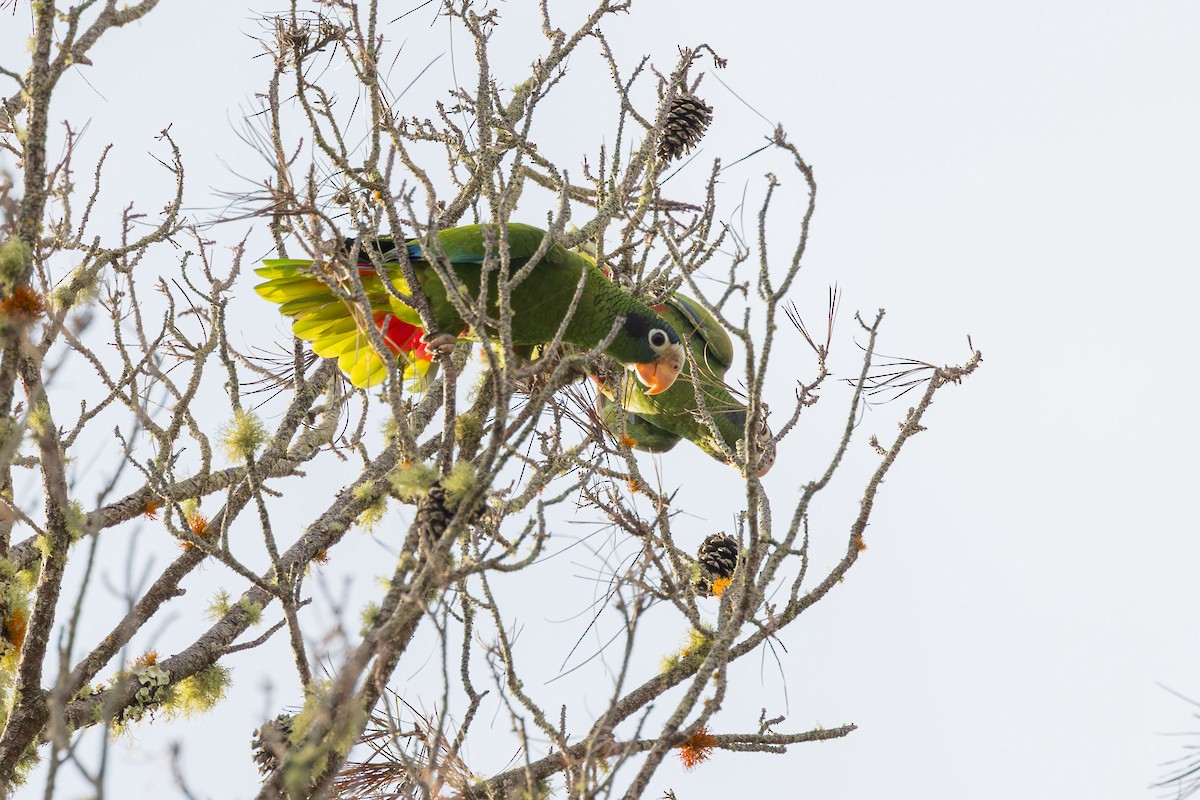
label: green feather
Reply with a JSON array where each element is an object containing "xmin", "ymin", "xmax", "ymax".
[
  {"xmin": 597, "ymin": 395, "xmax": 683, "ymax": 453},
  {"xmin": 254, "ymin": 223, "xmax": 682, "ymax": 390},
  {"xmin": 664, "ymin": 294, "xmax": 735, "ymax": 376},
  {"xmin": 594, "ymin": 293, "xmax": 774, "ymax": 475}
]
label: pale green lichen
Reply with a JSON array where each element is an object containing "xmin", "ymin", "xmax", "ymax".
[
  {"xmin": 65, "ymin": 500, "xmax": 88, "ymax": 543},
  {"xmin": 49, "ymin": 263, "xmax": 103, "ymax": 312},
  {"xmin": 73, "ymin": 682, "xmax": 105, "ymax": 702},
  {"xmin": 288, "ymin": 682, "xmax": 329, "ymax": 742},
  {"xmin": 441, "ymin": 461, "xmax": 477, "ymax": 509},
  {"xmin": 0, "ymin": 559, "xmax": 33, "ymax": 730},
  {"xmin": 0, "ymin": 238, "xmax": 30, "ymax": 294},
  {"xmin": 133, "ymin": 664, "xmax": 170, "ymax": 706},
  {"xmin": 107, "ymin": 656, "xmax": 159, "ymax": 726},
  {"xmin": 388, "ymin": 460, "xmax": 439, "ymax": 502},
  {"xmin": 381, "ymin": 416, "xmax": 401, "ymax": 444},
  {"xmin": 353, "ymin": 482, "xmax": 388, "ymax": 532},
  {"xmin": 25, "ymin": 402, "xmax": 49, "ymax": 438},
  {"xmin": 659, "ymin": 626, "xmax": 715, "ymax": 675},
  {"xmin": 206, "ymin": 591, "xmax": 261, "ymax": 625},
  {"xmin": 359, "ymin": 602, "xmax": 380, "ymax": 636},
  {"xmin": 109, "ymin": 659, "xmax": 173, "ymax": 731},
  {"xmin": 306, "ymin": 401, "xmax": 339, "ymax": 446},
  {"xmin": 19, "ymin": 560, "xmax": 39, "ymax": 585},
  {"xmin": 239, "ymin": 598, "xmax": 264, "ymax": 626},
  {"xmin": 0, "ymin": 559, "xmax": 33, "ymax": 620},
  {"xmin": 285, "ymin": 683, "xmax": 367, "ymax": 796},
  {"xmin": 205, "ymin": 589, "xmax": 232, "ymax": 621},
  {"xmin": 519, "ymin": 778, "xmax": 552, "ymax": 800},
  {"xmin": 454, "ymin": 411, "xmax": 484, "ymax": 454},
  {"xmin": 219, "ymin": 409, "xmax": 269, "ymax": 461},
  {"xmin": 111, "ymin": 660, "xmax": 232, "ymax": 731},
  {"xmin": 1, "ymin": 739, "xmax": 39, "ymax": 794},
  {"xmin": 168, "ymin": 664, "xmax": 231, "ymax": 717}
]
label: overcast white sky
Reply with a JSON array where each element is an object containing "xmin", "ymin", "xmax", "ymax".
[{"xmin": 4, "ymin": 1, "xmax": 1200, "ymax": 798}]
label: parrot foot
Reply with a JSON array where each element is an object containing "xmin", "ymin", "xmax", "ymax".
[{"xmin": 421, "ymin": 332, "xmax": 458, "ymax": 361}]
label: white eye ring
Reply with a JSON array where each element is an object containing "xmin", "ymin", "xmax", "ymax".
[{"xmin": 649, "ymin": 329, "xmax": 668, "ymax": 349}]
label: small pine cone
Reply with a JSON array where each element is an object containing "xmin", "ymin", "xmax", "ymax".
[
  {"xmin": 416, "ymin": 484, "xmax": 451, "ymax": 544},
  {"xmin": 697, "ymin": 533, "xmax": 739, "ymax": 579},
  {"xmin": 658, "ymin": 94, "xmax": 714, "ymax": 162},
  {"xmin": 252, "ymin": 714, "xmax": 295, "ymax": 777},
  {"xmin": 462, "ymin": 494, "xmax": 489, "ymax": 527}
]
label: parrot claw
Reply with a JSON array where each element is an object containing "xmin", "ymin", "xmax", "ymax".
[
  {"xmin": 751, "ymin": 410, "xmax": 776, "ymax": 477},
  {"xmin": 421, "ymin": 332, "xmax": 458, "ymax": 361}
]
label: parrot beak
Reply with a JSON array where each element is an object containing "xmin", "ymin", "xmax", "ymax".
[
  {"xmin": 739, "ymin": 455, "xmax": 775, "ymax": 478},
  {"xmin": 634, "ymin": 344, "xmax": 684, "ymax": 395},
  {"xmin": 755, "ymin": 441, "xmax": 777, "ymax": 477}
]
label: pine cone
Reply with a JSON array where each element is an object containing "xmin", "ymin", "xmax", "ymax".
[
  {"xmin": 416, "ymin": 484, "xmax": 451, "ymax": 545},
  {"xmin": 697, "ymin": 533, "xmax": 738, "ymax": 579},
  {"xmin": 252, "ymin": 714, "xmax": 295, "ymax": 777},
  {"xmin": 658, "ymin": 94, "xmax": 713, "ymax": 162}
]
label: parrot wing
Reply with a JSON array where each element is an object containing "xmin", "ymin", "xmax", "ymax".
[
  {"xmin": 597, "ymin": 393, "xmax": 683, "ymax": 454},
  {"xmin": 254, "ymin": 257, "xmax": 433, "ymax": 389}
]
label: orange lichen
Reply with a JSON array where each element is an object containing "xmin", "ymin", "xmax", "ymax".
[
  {"xmin": 134, "ymin": 650, "xmax": 158, "ymax": 667},
  {"xmin": 627, "ymin": 480, "xmax": 640, "ymax": 494},
  {"xmin": 676, "ymin": 726, "xmax": 718, "ymax": 770},
  {"xmin": 182, "ymin": 513, "xmax": 211, "ymax": 550},
  {"xmin": 3, "ymin": 608, "xmax": 26, "ymax": 652},
  {"xmin": 619, "ymin": 434, "xmax": 638, "ymax": 449},
  {"xmin": 313, "ymin": 548, "xmax": 329, "ymax": 564},
  {"xmin": 854, "ymin": 536, "xmax": 867, "ymax": 553},
  {"xmin": 0, "ymin": 286, "xmax": 45, "ymax": 322},
  {"xmin": 711, "ymin": 577, "xmax": 732, "ymax": 598},
  {"xmin": 144, "ymin": 499, "xmax": 160, "ymax": 520},
  {"xmin": 676, "ymin": 638, "xmax": 698, "ymax": 660}
]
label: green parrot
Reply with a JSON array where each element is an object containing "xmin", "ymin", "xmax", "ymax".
[
  {"xmin": 254, "ymin": 223, "xmax": 686, "ymax": 391},
  {"xmin": 594, "ymin": 293, "xmax": 776, "ymax": 477}
]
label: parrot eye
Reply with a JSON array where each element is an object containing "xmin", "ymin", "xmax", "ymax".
[{"xmin": 648, "ymin": 329, "xmax": 669, "ymax": 349}]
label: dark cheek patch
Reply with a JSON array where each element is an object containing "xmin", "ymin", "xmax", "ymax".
[
  {"xmin": 623, "ymin": 313, "xmax": 651, "ymax": 340},
  {"xmin": 624, "ymin": 311, "xmax": 680, "ymax": 346}
]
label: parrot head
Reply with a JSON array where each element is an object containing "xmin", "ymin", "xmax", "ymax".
[
  {"xmin": 706, "ymin": 407, "xmax": 775, "ymax": 478},
  {"xmin": 610, "ymin": 310, "xmax": 684, "ymax": 395}
]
